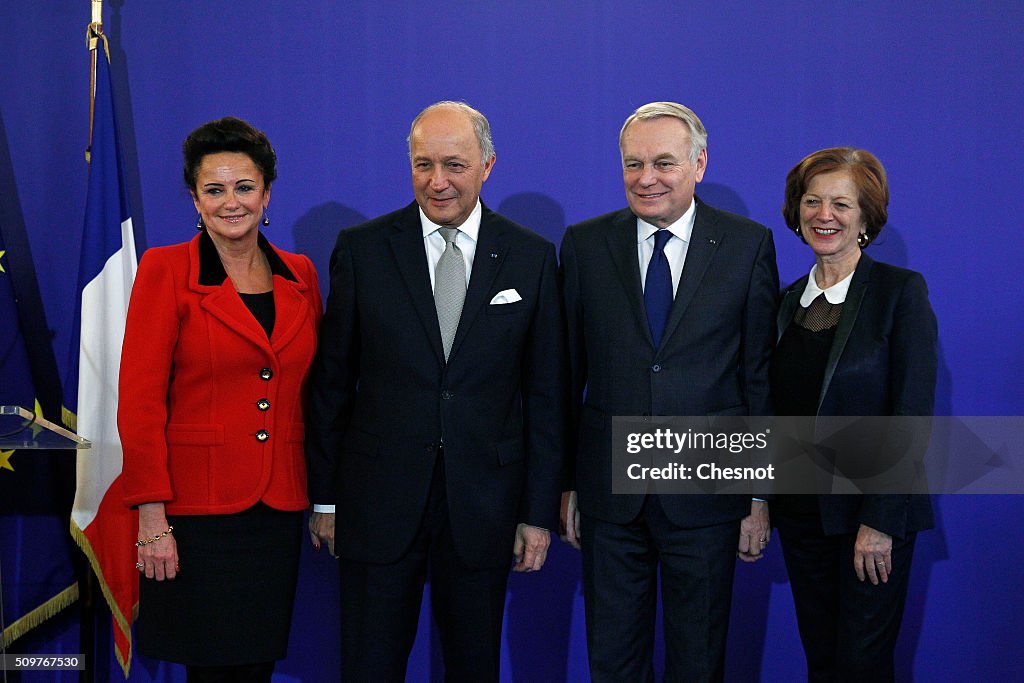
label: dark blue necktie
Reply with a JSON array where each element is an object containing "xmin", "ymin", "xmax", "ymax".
[{"xmin": 644, "ymin": 229, "xmax": 673, "ymax": 346}]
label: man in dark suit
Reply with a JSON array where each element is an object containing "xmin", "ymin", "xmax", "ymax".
[
  {"xmin": 559, "ymin": 102, "xmax": 779, "ymax": 682},
  {"xmin": 305, "ymin": 101, "xmax": 565, "ymax": 681}
]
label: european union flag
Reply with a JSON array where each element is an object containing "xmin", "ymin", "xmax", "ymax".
[{"xmin": 0, "ymin": 110, "xmax": 77, "ymax": 648}]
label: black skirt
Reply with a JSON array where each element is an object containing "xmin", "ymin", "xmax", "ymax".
[{"xmin": 137, "ymin": 503, "xmax": 302, "ymax": 666}]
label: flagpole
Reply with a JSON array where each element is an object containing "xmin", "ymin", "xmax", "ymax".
[
  {"xmin": 86, "ymin": 2, "xmax": 103, "ymax": 158},
  {"xmin": 80, "ymin": 6, "xmax": 103, "ymax": 680}
]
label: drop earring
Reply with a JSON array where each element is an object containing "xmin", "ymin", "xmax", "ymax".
[
  {"xmin": 261, "ymin": 212, "xmax": 270, "ymax": 227},
  {"xmin": 196, "ymin": 214, "xmax": 205, "ymax": 230}
]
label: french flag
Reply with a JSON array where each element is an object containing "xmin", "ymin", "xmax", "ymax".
[{"xmin": 68, "ymin": 36, "xmax": 139, "ymax": 676}]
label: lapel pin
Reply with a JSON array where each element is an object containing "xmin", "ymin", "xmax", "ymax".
[
  {"xmin": 490, "ymin": 252, "xmax": 498, "ymax": 259},
  {"xmin": 708, "ymin": 238, "xmax": 717, "ymax": 245}
]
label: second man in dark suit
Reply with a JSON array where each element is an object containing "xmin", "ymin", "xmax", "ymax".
[
  {"xmin": 560, "ymin": 102, "xmax": 780, "ymax": 682},
  {"xmin": 305, "ymin": 101, "xmax": 566, "ymax": 681}
]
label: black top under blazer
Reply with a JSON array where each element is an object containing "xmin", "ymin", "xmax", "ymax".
[{"xmin": 776, "ymin": 252, "xmax": 937, "ymax": 538}]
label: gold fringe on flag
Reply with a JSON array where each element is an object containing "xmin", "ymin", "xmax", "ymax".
[
  {"xmin": 61, "ymin": 405, "xmax": 78, "ymax": 432},
  {"xmin": 0, "ymin": 583, "xmax": 79, "ymax": 649},
  {"xmin": 70, "ymin": 520, "xmax": 133, "ymax": 677}
]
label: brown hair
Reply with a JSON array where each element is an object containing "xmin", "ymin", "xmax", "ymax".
[
  {"xmin": 183, "ymin": 117, "xmax": 277, "ymax": 193},
  {"xmin": 782, "ymin": 147, "xmax": 889, "ymax": 245}
]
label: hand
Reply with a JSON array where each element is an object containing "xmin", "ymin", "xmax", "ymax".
[
  {"xmin": 854, "ymin": 524, "xmax": 893, "ymax": 584},
  {"xmin": 308, "ymin": 511, "xmax": 336, "ymax": 557},
  {"xmin": 136, "ymin": 502, "xmax": 179, "ymax": 581},
  {"xmin": 737, "ymin": 499, "xmax": 770, "ymax": 563},
  {"xmin": 512, "ymin": 523, "xmax": 550, "ymax": 572},
  {"xmin": 558, "ymin": 490, "xmax": 581, "ymax": 550}
]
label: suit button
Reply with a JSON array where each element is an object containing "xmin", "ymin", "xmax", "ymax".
[
  {"xmin": 256, "ymin": 430, "xmax": 269, "ymax": 442},
  {"xmin": 441, "ymin": 390, "xmax": 453, "ymax": 400},
  {"xmin": 651, "ymin": 364, "xmax": 662, "ymax": 373},
  {"xmin": 257, "ymin": 399, "xmax": 270, "ymax": 411},
  {"xmin": 260, "ymin": 368, "xmax": 273, "ymax": 380}
]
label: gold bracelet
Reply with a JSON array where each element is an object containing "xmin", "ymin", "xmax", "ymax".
[{"xmin": 135, "ymin": 526, "xmax": 174, "ymax": 548}]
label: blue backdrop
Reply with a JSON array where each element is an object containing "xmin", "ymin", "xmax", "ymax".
[{"xmin": 2, "ymin": 2, "xmax": 1022, "ymax": 680}]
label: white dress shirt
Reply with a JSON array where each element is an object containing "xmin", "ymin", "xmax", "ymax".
[
  {"xmin": 637, "ymin": 199, "xmax": 697, "ymax": 296},
  {"xmin": 421, "ymin": 201, "xmax": 482, "ymax": 290}
]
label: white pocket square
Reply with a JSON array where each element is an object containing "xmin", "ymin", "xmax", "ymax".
[{"xmin": 489, "ymin": 288, "xmax": 523, "ymax": 305}]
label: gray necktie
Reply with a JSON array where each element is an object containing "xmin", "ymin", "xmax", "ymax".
[{"xmin": 434, "ymin": 227, "xmax": 466, "ymax": 361}]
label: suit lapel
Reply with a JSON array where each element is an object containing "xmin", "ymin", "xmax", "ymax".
[
  {"xmin": 448, "ymin": 205, "xmax": 505, "ymax": 361},
  {"xmin": 262, "ymin": 237, "xmax": 314, "ymax": 352},
  {"xmin": 659, "ymin": 200, "xmax": 723, "ymax": 350},
  {"xmin": 269, "ymin": 274, "xmax": 311, "ymax": 351},
  {"xmin": 388, "ymin": 203, "xmax": 445, "ymax": 364},
  {"xmin": 818, "ymin": 254, "xmax": 873, "ymax": 411},
  {"xmin": 189, "ymin": 235, "xmax": 275, "ymax": 354},
  {"xmin": 199, "ymin": 282, "xmax": 275, "ymax": 353},
  {"xmin": 777, "ymin": 277, "xmax": 807, "ymax": 343},
  {"xmin": 604, "ymin": 209, "xmax": 652, "ymax": 346}
]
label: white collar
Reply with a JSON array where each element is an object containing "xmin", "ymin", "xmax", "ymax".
[
  {"xmin": 636, "ymin": 198, "xmax": 696, "ymax": 244},
  {"xmin": 420, "ymin": 200, "xmax": 482, "ymax": 241},
  {"xmin": 800, "ymin": 263, "xmax": 855, "ymax": 306}
]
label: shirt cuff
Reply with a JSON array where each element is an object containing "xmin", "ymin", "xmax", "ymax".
[{"xmin": 313, "ymin": 504, "xmax": 336, "ymax": 513}]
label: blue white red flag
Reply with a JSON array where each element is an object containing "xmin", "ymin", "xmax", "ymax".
[{"xmin": 67, "ymin": 33, "xmax": 139, "ymax": 676}]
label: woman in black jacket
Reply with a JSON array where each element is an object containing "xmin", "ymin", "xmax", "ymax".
[{"xmin": 771, "ymin": 147, "xmax": 937, "ymax": 682}]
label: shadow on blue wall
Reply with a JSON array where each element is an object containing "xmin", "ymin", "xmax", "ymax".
[
  {"xmin": 869, "ymin": 223, "xmax": 909, "ymax": 269},
  {"xmin": 698, "ymin": 183, "xmax": 751, "ymax": 219},
  {"xmin": 291, "ymin": 203, "xmax": 368, "ymax": 302},
  {"xmin": 506, "ymin": 542, "xmax": 581, "ymax": 681},
  {"xmin": 728, "ymin": 546, "xmax": 790, "ymax": 680},
  {"xmin": 497, "ymin": 191, "xmax": 567, "ymax": 246}
]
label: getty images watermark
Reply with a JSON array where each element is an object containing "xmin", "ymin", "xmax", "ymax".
[
  {"xmin": 611, "ymin": 416, "xmax": 1024, "ymax": 495},
  {"xmin": 625, "ymin": 426, "xmax": 774, "ymax": 483}
]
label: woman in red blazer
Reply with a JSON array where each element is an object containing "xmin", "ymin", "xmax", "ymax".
[
  {"xmin": 771, "ymin": 148, "xmax": 937, "ymax": 682},
  {"xmin": 118, "ymin": 117, "xmax": 321, "ymax": 682}
]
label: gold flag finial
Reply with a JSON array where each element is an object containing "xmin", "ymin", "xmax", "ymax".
[
  {"xmin": 87, "ymin": 1, "xmax": 104, "ymax": 50},
  {"xmin": 85, "ymin": 0, "xmax": 109, "ymax": 162}
]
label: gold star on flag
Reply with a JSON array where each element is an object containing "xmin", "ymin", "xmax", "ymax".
[
  {"xmin": 0, "ymin": 249, "xmax": 6, "ymax": 272},
  {"xmin": 0, "ymin": 449, "xmax": 14, "ymax": 472},
  {"xmin": 30, "ymin": 399, "xmax": 45, "ymax": 438}
]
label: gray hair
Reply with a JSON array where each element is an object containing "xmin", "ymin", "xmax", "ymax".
[
  {"xmin": 407, "ymin": 101, "xmax": 495, "ymax": 164},
  {"xmin": 619, "ymin": 102, "xmax": 707, "ymax": 163}
]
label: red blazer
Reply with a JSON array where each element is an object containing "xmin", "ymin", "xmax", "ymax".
[{"xmin": 119, "ymin": 231, "xmax": 322, "ymax": 515}]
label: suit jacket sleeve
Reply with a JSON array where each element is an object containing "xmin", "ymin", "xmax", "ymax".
[
  {"xmin": 885, "ymin": 272, "xmax": 937, "ymax": 417},
  {"xmin": 297, "ymin": 251, "xmax": 324, "ymax": 413},
  {"xmin": 741, "ymin": 228, "xmax": 780, "ymax": 417},
  {"xmin": 520, "ymin": 241, "xmax": 569, "ymax": 529},
  {"xmin": 305, "ymin": 229, "xmax": 359, "ymax": 505},
  {"xmin": 858, "ymin": 271, "xmax": 938, "ymax": 537},
  {"xmin": 119, "ymin": 249, "xmax": 181, "ymax": 506},
  {"xmin": 559, "ymin": 226, "xmax": 585, "ymax": 491}
]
